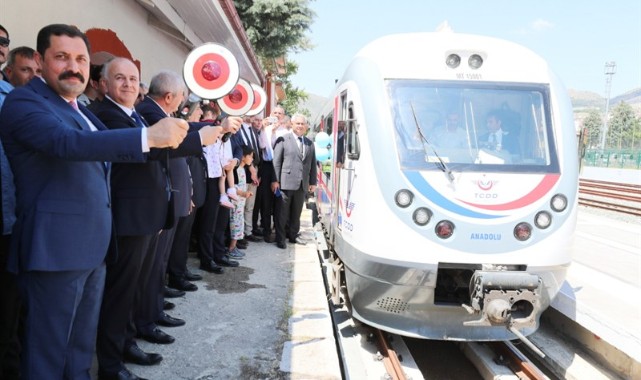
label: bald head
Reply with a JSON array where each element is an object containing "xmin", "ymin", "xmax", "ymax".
[{"xmin": 101, "ymin": 57, "xmax": 140, "ymax": 108}]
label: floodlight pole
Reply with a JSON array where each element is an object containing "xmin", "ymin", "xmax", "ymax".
[{"xmin": 600, "ymin": 61, "xmax": 616, "ymax": 150}]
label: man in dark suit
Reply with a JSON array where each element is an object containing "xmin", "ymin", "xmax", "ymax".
[
  {"xmin": 0, "ymin": 24, "xmax": 188, "ymax": 380},
  {"xmin": 135, "ymin": 71, "xmax": 241, "ymax": 347},
  {"xmin": 91, "ymin": 58, "xmax": 227, "ymax": 379},
  {"xmin": 273, "ymin": 114, "xmax": 317, "ymax": 249},
  {"xmin": 481, "ymin": 110, "xmax": 521, "ymax": 156}
]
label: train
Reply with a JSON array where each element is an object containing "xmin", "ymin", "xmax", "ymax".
[{"xmin": 309, "ymin": 31, "xmax": 579, "ymax": 344}]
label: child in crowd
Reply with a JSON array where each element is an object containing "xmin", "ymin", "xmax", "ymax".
[
  {"xmin": 228, "ymin": 146, "xmax": 255, "ymax": 258},
  {"xmin": 218, "ymin": 138, "xmax": 238, "ymax": 209},
  {"xmin": 199, "ymin": 102, "xmax": 238, "ymax": 208}
]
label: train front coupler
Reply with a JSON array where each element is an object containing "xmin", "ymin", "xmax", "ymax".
[{"xmin": 461, "ymin": 270, "xmax": 546, "ymax": 357}]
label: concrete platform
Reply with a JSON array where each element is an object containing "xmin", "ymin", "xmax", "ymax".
[
  {"xmin": 549, "ymin": 209, "xmax": 641, "ymax": 378},
  {"xmin": 279, "ymin": 210, "xmax": 342, "ymax": 379}
]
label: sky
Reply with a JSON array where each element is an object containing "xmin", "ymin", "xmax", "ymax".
[{"xmin": 290, "ymin": 0, "xmax": 641, "ymax": 98}]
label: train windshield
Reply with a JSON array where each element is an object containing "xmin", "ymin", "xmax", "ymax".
[{"xmin": 387, "ymin": 80, "xmax": 559, "ymax": 173}]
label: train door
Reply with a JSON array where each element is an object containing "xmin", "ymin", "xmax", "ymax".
[
  {"xmin": 329, "ymin": 92, "xmax": 348, "ymax": 242},
  {"xmin": 334, "ymin": 93, "xmax": 359, "ymax": 241}
]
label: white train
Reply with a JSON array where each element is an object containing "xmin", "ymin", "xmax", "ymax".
[{"xmin": 310, "ymin": 32, "xmax": 578, "ymax": 343}]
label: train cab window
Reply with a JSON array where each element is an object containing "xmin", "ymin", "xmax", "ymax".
[{"xmin": 387, "ymin": 80, "xmax": 559, "ymax": 173}]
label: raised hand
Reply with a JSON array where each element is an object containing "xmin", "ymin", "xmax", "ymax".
[
  {"xmin": 221, "ymin": 116, "xmax": 242, "ymax": 134},
  {"xmin": 147, "ymin": 117, "xmax": 189, "ymax": 148},
  {"xmin": 199, "ymin": 125, "xmax": 224, "ymax": 146}
]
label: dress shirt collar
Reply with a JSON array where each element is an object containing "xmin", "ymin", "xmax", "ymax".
[{"xmin": 105, "ymin": 95, "xmax": 136, "ymax": 116}]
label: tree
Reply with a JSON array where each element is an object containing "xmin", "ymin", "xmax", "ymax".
[
  {"xmin": 234, "ymin": 0, "xmax": 315, "ymax": 114},
  {"xmin": 607, "ymin": 102, "xmax": 638, "ymax": 149},
  {"xmin": 274, "ymin": 61, "xmax": 309, "ymax": 116},
  {"xmin": 234, "ymin": 0, "xmax": 314, "ymax": 59},
  {"xmin": 582, "ymin": 108, "xmax": 602, "ymax": 149}
]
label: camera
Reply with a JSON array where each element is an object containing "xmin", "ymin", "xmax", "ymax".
[
  {"xmin": 268, "ymin": 116, "xmax": 278, "ymax": 124},
  {"xmin": 179, "ymin": 93, "xmax": 202, "ymax": 120}
]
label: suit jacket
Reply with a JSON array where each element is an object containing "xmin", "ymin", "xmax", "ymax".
[
  {"xmin": 136, "ymin": 97, "xmax": 203, "ymax": 219},
  {"xmin": 0, "ymin": 77, "xmax": 146, "ymax": 273},
  {"xmin": 480, "ymin": 129, "xmax": 521, "ymax": 156},
  {"xmin": 231, "ymin": 124, "xmax": 261, "ymax": 181},
  {"xmin": 273, "ymin": 133, "xmax": 317, "ymax": 191},
  {"xmin": 90, "ymin": 98, "xmax": 174, "ymax": 236}
]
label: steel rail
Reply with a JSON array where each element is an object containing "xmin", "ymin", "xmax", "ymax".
[
  {"xmin": 488, "ymin": 341, "xmax": 549, "ymax": 380},
  {"xmin": 373, "ymin": 329, "xmax": 407, "ymax": 380}
]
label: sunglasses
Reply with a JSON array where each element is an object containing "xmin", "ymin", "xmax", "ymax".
[{"xmin": 0, "ymin": 36, "xmax": 9, "ymax": 47}]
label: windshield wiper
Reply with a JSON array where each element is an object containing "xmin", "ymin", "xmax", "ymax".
[{"xmin": 410, "ymin": 103, "xmax": 455, "ymax": 182}]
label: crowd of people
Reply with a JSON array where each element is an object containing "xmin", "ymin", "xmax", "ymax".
[{"xmin": 0, "ymin": 23, "xmax": 317, "ymax": 380}]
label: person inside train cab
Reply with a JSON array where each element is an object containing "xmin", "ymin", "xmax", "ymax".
[
  {"xmin": 430, "ymin": 111, "xmax": 467, "ymax": 149},
  {"xmin": 481, "ymin": 110, "xmax": 520, "ymax": 155}
]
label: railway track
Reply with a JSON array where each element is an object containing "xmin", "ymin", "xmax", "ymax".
[{"xmin": 578, "ymin": 179, "xmax": 641, "ymax": 217}]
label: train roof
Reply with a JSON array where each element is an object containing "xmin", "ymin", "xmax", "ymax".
[{"xmin": 348, "ymin": 32, "xmax": 553, "ymax": 84}]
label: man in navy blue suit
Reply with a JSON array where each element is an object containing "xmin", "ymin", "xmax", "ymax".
[
  {"xmin": 0, "ymin": 24, "xmax": 188, "ymax": 380},
  {"xmin": 91, "ymin": 58, "xmax": 229, "ymax": 380},
  {"xmin": 135, "ymin": 70, "xmax": 242, "ymax": 347}
]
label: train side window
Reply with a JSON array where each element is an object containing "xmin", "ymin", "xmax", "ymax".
[
  {"xmin": 325, "ymin": 115, "xmax": 333, "ymax": 136},
  {"xmin": 346, "ymin": 119, "xmax": 360, "ymax": 160}
]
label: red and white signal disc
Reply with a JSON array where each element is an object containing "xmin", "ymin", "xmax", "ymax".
[
  {"xmin": 245, "ymin": 83, "xmax": 267, "ymax": 116},
  {"xmin": 183, "ymin": 43, "xmax": 240, "ymax": 100},
  {"xmin": 217, "ymin": 78, "xmax": 254, "ymax": 116}
]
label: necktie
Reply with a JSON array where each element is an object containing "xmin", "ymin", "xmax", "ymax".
[
  {"xmin": 298, "ymin": 136, "xmax": 304, "ymax": 156},
  {"xmin": 131, "ymin": 111, "xmax": 146, "ymax": 128},
  {"xmin": 69, "ymin": 100, "xmax": 79, "ymax": 111}
]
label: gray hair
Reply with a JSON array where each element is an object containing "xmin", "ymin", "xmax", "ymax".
[
  {"xmin": 100, "ymin": 57, "xmax": 133, "ymax": 81},
  {"xmin": 148, "ymin": 70, "xmax": 186, "ymax": 99},
  {"xmin": 291, "ymin": 113, "xmax": 308, "ymax": 125}
]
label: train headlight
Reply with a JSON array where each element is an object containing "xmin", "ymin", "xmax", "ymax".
[
  {"xmin": 534, "ymin": 211, "xmax": 552, "ymax": 229},
  {"xmin": 514, "ymin": 222, "xmax": 532, "ymax": 241},
  {"xmin": 412, "ymin": 207, "xmax": 432, "ymax": 226},
  {"xmin": 446, "ymin": 54, "xmax": 461, "ymax": 68},
  {"xmin": 468, "ymin": 54, "xmax": 483, "ymax": 69},
  {"xmin": 550, "ymin": 194, "xmax": 568, "ymax": 212},
  {"xmin": 435, "ymin": 220, "xmax": 454, "ymax": 239},
  {"xmin": 395, "ymin": 189, "xmax": 414, "ymax": 208}
]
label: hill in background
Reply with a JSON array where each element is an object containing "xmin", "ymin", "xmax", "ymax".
[{"xmin": 570, "ymin": 88, "xmax": 641, "ymax": 111}]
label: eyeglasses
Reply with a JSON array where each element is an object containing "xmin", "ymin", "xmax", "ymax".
[{"xmin": 0, "ymin": 37, "xmax": 9, "ymax": 47}]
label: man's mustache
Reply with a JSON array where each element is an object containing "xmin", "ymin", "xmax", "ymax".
[{"xmin": 59, "ymin": 71, "xmax": 85, "ymax": 83}]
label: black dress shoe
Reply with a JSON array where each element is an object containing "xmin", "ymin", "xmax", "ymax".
[
  {"xmin": 164, "ymin": 286, "xmax": 185, "ymax": 298},
  {"xmin": 263, "ymin": 235, "xmax": 274, "ymax": 243},
  {"xmin": 252, "ymin": 229, "xmax": 263, "ymax": 237},
  {"xmin": 245, "ymin": 234, "xmax": 261, "ymax": 242},
  {"xmin": 163, "ymin": 301, "xmax": 175, "ymax": 311},
  {"xmin": 99, "ymin": 368, "xmax": 148, "ymax": 380},
  {"xmin": 215, "ymin": 255, "xmax": 239, "ymax": 267},
  {"xmin": 184, "ymin": 270, "xmax": 202, "ymax": 281},
  {"xmin": 168, "ymin": 278, "xmax": 198, "ymax": 292},
  {"xmin": 200, "ymin": 260, "xmax": 224, "ymax": 274},
  {"xmin": 124, "ymin": 343, "xmax": 163, "ymax": 366},
  {"xmin": 289, "ymin": 237, "xmax": 307, "ymax": 245},
  {"xmin": 137, "ymin": 327, "xmax": 175, "ymax": 344},
  {"xmin": 276, "ymin": 241, "xmax": 287, "ymax": 249},
  {"xmin": 157, "ymin": 312, "xmax": 186, "ymax": 327},
  {"xmin": 238, "ymin": 238, "xmax": 248, "ymax": 245},
  {"xmin": 236, "ymin": 242, "xmax": 248, "ymax": 250}
]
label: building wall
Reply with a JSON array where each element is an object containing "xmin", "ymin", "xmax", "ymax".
[{"xmin": 2, "ymin": 0, "xmax": 196, "ymax": 85}]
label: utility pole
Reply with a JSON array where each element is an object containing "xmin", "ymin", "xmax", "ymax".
[{"xmin": 600, "ymin": 61, "xmax": 616, "ymax": 150}]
